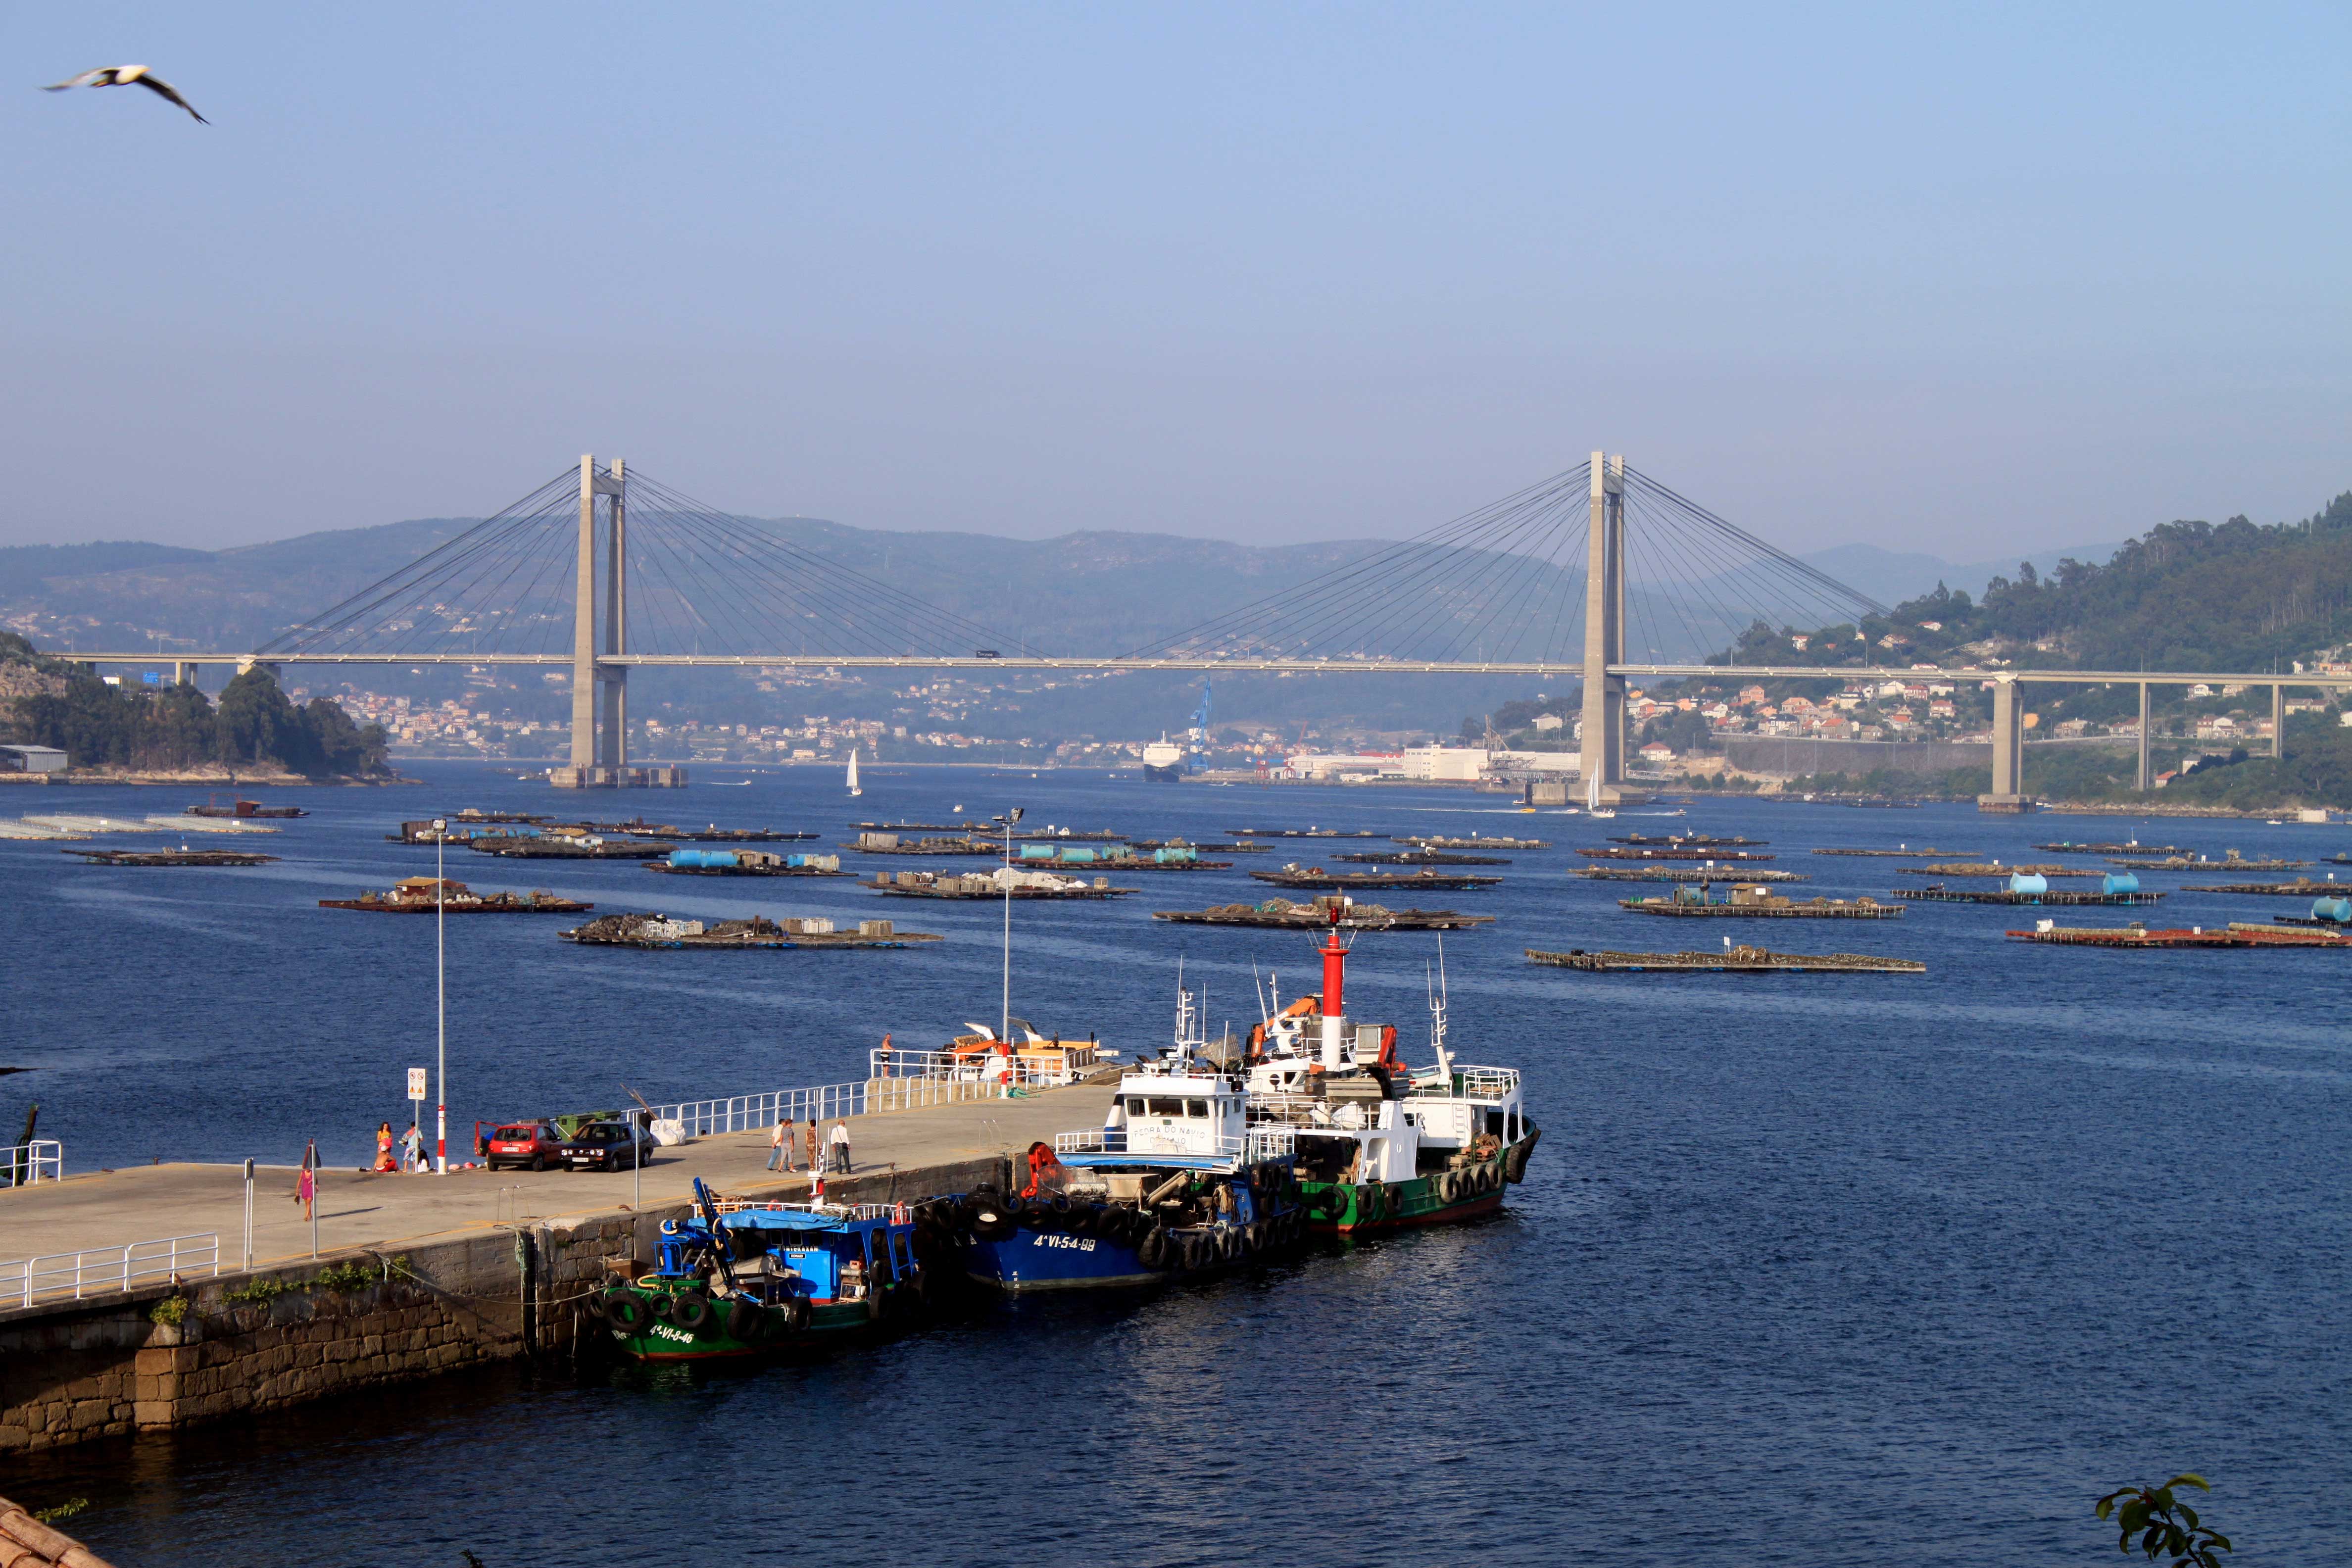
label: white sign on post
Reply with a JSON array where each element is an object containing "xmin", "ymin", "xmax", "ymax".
[{"xmin": 408, "ymin": 1067, "xmax": 428, "ymax": 1100}]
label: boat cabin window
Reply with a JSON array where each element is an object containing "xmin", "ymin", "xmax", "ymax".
[{"xmin": 1143, "ymin": 1097, "xmax": 1186, "ymax": 1117}]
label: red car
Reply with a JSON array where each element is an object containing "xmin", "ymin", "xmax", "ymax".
[{"xmin": 484, "ymin": 1122, "xmax": 565, "ymax": 1171}]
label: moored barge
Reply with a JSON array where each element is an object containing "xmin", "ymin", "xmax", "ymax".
[
  {"xmin": 559, "ymin": 913, "xmax": 938, "ymax": 948},
  {"xmin": 1527, "ymin": 944, "xmax": 1922, "ymax": 974},
  {"xmin": 1154, "ymin": 897, "xmax": 1494, "ymax": 931},
  {"xmin": 1250, "ymin": 866, "xmax": 1504, "ymax": 892},
  {"xmin": 1620, "ymin": 884, "xmax": 1904, "ymax": 919},
  {"xmin": 63, "ymin": 847, "xmax": 279, "ymax": 867},
  {"xmin": 319, "ymin": 877, "xmax": 591, "ymax": 913}
]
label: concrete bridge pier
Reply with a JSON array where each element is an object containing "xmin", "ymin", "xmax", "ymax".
[
  {"xmin": 2137, "ymin": 682, "xmax": 2151, "ymax": 791},
  {"xmin": 1978, "ymin": 676, "xmax": 2028, "ymax": 811}
]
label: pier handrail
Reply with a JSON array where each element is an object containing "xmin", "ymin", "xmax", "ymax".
[
  {"xmin": 1, "ymin": 1231, "xmax": 219, "ymax": 1309},
  {"xmin": 1054, "ymin": 1128, "xmax": 1297, "ymax": 1160},
  {"xmin": 0, "ymin": 1140, "xmax": 61, "ymax": 1188},
  {"xmin": 872, "ymin": 1047, "xmax": 1079, "ymax": 1087}
]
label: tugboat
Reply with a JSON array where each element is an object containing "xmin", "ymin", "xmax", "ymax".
[
  {"xmin": 1240, "ymin": 912, "xmax": 1539, "ymax": 1233},
  {"xmin": 950, "ymin": 981, "xmax": 1309, "ymax": 1292},
  {"xmin": 590, "ymin": 1179, "xmax": 933, "ymax": 1361}
]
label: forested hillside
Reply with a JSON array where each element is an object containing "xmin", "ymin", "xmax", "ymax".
[
  {"xmin": 1716, "ymin": 489, "xmax": 2352, "ymax": 674},
  {"xmin": 0, "ymin": 634, "xmax": 389, "ymax": 777}
]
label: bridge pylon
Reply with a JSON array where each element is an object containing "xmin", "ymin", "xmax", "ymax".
[
  {"xmin": 553, "ymin": 455, "xmax": 676, "ymax": 788},
  {"xmin": 1578, "ymin": 452, "xmax": 1632, "ymax": 803}
]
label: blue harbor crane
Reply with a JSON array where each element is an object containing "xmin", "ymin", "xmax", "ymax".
[{"xmin": 1143, "ymin": 679, "xmax": 1213, "ymax": 782}]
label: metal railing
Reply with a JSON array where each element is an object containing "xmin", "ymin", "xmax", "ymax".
[
  {"xmin": 1055, "ymin": 1128, "xmax": 1296, "ymax": 1161},
  {"xmin": 647, "ymin": 1046, "xmax": 1099, "ymax": 1144},
  {"xmin": 1403, "ymin": 1065, "xmax": 1521, "ymax": 1100},
  {"xmin": 0, "ymin": 1140, "xmax": 61, "ymax": 1188},
  {"xmin": 871, "ymin": 1047, "xmax": 1083, "ymax": 1087},
  {"xmin": 649, "ymin": 1081, "xmax": 867, "ymax": 1140},
  {"xmin": 1, "ymin": 1232, "xmax": 219, "ymax": 1309}
]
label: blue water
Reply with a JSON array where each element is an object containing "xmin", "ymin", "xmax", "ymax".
[{"xmin": 6, "ymin": 765, "xmax": 2349, "ymax": 1565}]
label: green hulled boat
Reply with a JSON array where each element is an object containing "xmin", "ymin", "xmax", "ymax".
[{"xmin": 588, "ymin": 1179, "xmax": 936, "ymax": 1362}]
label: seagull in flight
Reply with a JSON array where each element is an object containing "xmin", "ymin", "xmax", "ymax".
[{"xmin": 43, "ymin": 65, "xmax": 207, "ymax": 124}]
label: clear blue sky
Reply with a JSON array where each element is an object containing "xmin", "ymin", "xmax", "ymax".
[{"xmin": 5, "ymin": 3, "xmax": 2347, "ymax": 558}]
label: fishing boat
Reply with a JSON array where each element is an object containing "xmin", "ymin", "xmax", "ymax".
[
  {"xmin": 947, "ymin": 983, "xmax": 1310, "ymax": 1292},
  {"xmin": 847, "ymin": 749, "xmax": 862, "ymax": 796},
  {"xmin": 590, "ymin": 1179, "xmax": 934, "ymax": 1361},
  {"xmin": 1238, "ymin": 912, "xmax": 1538, "ymax": 1233}
]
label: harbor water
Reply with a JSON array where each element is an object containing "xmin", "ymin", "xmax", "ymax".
[{"xmin": 4, "ymin": 764, "xmax": 2348, "ymax": 1565}]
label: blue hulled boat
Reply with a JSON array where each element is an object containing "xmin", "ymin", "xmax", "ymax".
[{"xmin": 952, "ymin": 984, "xmax": 1309, "ymax": 1292}]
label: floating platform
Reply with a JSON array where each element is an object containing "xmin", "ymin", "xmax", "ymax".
[
  {"xmin": 846, "ymin": 834, "xmax": 996, "ymax": 856},
  {"xmin": 2005, "ymin": 921, "xmax": 2352, "ymax": 949},
  {"xmin": 1904, "ymin": 882, "xmax": 2165, "ymax": 906},
  {"xmin": 1155, "ymin": 898, "xmax": 1493, "ymax": 931},
  {"xmin": 0, "ymin": 819, "xmax": 88, "ymax": 840},
  {"xmin": 2033, "ymin": 841, "xmax": 2187, "ymax": 855},
  {"xmin": 1250, "ymin": 867, "xmax": 1504, "ymax": 892},
  {"xmin": 2179, "ymin": 878, "xmax": 2351, "ymax": 896},
  {"xmin": 865, "ymin": 872, "xmax": 1134, "ymax": 900},
  {"xmin": 1606, "ymin": 833, "xmax": 1767, "ymax": 847},
  {"xmin": 142, "ymin": 814, "xmax": 278, "ymax": 835},
  {"xmin": 1811, "ymin": 847, "xmax": 1974, "ymax": 857},
  {"xmin": 319, "ymin": 879, "xmax": 590, "ymax": 914},
  {"xmin": 1131, "ymin": 839, "xmax": 1268, "ymax": 854},
  {"xmin": 25, "ymin": 815, "xmax": 165, "ymax": 834},
  {"xmin": 1526, "ymin": 944, "xmax": 1923, "ymax": 974},
  {"xmin": 1229, "ymin": 828, "xmax": 1382, "ymax": 839},
  {"xmin": 470, "ymin": 837, "xmax": 673, "ymax": 859},
  {"xmin": 1332, "ymin": 850, "xmax": 1511, "ymax": 865},
  {"xmin": 1393, "ymin": 835, "xmax": 1549, "ymax": 850},
  {"xmin": 850, "ymin": 820, "xmax": 989, "ymax": 833},
  {"xmin": 64, "ymin": 848, "xmax": 279, "ymax": 867},
  {"xmin": 647, "ymin": 849, "xmax": 843, "ymax": 877},
  {"xmin": 1620, "ymin": 888, "xmax": 1903, "ymax": 919},
  {"xmin": 1579, "ymin": 847, "xmax": 1776, "ymax": 862},
  {"xmin": 2110, "ymin": 855, "xmax": 2308, "ymax": 871},
  {"xmin": 560, "ymin": 913, "xmax": 940, "ymax": 948},
  {"xmin": 1577, "ymin": 865, "xmax": 1810, "ymax": 883},
  {"xmin": 1897, "ymin": 863, "xmax": 2100, "ymax": 879},
  {"xmin": 185, "ymin": 799, "xmax": 308, "ymax": 819}
]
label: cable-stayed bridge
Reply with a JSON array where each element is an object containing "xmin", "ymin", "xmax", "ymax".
[{"xmin": 60, "ymin": 454, "xmax": 2352, "ymax": 803}]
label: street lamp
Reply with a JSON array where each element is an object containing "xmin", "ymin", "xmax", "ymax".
[
  {"xmin": 990, "ymin": 807, "xmax": 1023, "ymax": 1043},
  {"xmin": 431, "ymin": 817, "xmax": 448, "ymax": 1175}
]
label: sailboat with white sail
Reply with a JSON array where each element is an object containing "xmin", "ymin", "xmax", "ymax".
[{"xmin": 847, "ymin": 750, "xmax": 862, "ymax": 797}]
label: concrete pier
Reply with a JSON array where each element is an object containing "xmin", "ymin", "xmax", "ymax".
[{"xmin": 0, "ymin": 1084, "xmax": 1110, "ymax": 1453}]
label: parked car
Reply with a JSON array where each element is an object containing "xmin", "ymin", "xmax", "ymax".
[
  {"xmin": 559, "ymin": 1120, "xmax": 655, "ymax": 1172},
  {"xmin": 485, "ymin": 1123, "xmax": 565, "ymax": 1172}
]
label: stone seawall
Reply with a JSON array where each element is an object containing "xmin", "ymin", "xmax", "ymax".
[{"xmin": 1, "ymin": 1152, "xmax": 1010, "ymax": 1453}]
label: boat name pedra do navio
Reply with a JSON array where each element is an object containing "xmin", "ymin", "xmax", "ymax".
[{"xmin": 948, "ymin": 981, "xmax": 1312, "ymax": 1293}]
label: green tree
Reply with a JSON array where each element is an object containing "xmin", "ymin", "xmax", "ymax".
[{"xmin": 2094, "ymin": 1473, "xmax": 2231, "ymax": 1566}]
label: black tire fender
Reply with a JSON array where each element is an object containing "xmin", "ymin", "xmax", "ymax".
[
  {"xmin": 723, "ymin": 1296, "xmax": 766, "ymax": 1342},
  {"xmin": 670, "ymin": 1290, "xmax": 713, "ymax": 1331}
]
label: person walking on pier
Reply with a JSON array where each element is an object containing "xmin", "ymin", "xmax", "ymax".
[
  {"xmin": 828, "ymin": 1119, "xmax": 852, "ymax": 1176},
  {"xmin": 767, "ymin": 1115, "xmax": 796, "ymax": 1173}
]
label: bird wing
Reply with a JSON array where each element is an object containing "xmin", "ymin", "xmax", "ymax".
[
  {"xmin": 131, "ymin": 72, "xmax": 206, "ymax": 123},
  {"xmin": 43, "ymin": 68, "xmax": 113, "ymax": 91}
]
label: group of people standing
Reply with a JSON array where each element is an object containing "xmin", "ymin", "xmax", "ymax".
[
  {"xmin": 372, "ymin": 1121, "xmax": 428, "ymax": 1174},
  {"xmin": 768, "ymin": 1115, "xmax": 852, "ymax": 1182}
]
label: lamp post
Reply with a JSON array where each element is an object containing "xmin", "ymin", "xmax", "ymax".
[
  {"xmin": 431, "ymin": 817, "xmax": 448, "ymax": 1175},
  {"xmin": 991, "ymin": 807, "xmax": 1023, "ymax": 1043}
]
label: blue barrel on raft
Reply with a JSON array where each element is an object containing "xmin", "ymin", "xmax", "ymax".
[
  {"xmin": 2008, "ymin": 873, "xmax": 2049, "ymax": 895},
  {"xmin": 2101, "ymin": 872, "xmax": 2139, "ymax": 895},
  {"xmin": 2310, "ymin": 896, "xmax": 2352, "ymax": 925}
]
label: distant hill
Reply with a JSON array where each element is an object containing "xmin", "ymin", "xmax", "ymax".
[{"xmin": 1797, "ymin": 540, "xmax": 2124, "ymax": 609}]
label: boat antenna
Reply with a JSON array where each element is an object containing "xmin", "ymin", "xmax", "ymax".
[
  {"xmin": 1429, "ymin": 936, "xmax": 1455, "ymax": 1079},
  {"xmin": 1252, "ymin": 961, "xmax": 1270, "ymax": 1029}
]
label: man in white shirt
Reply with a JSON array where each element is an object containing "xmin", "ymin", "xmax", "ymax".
[{"xmin": 828, "ymin": 1119, "xmax": 852, "ymax": 1175}]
